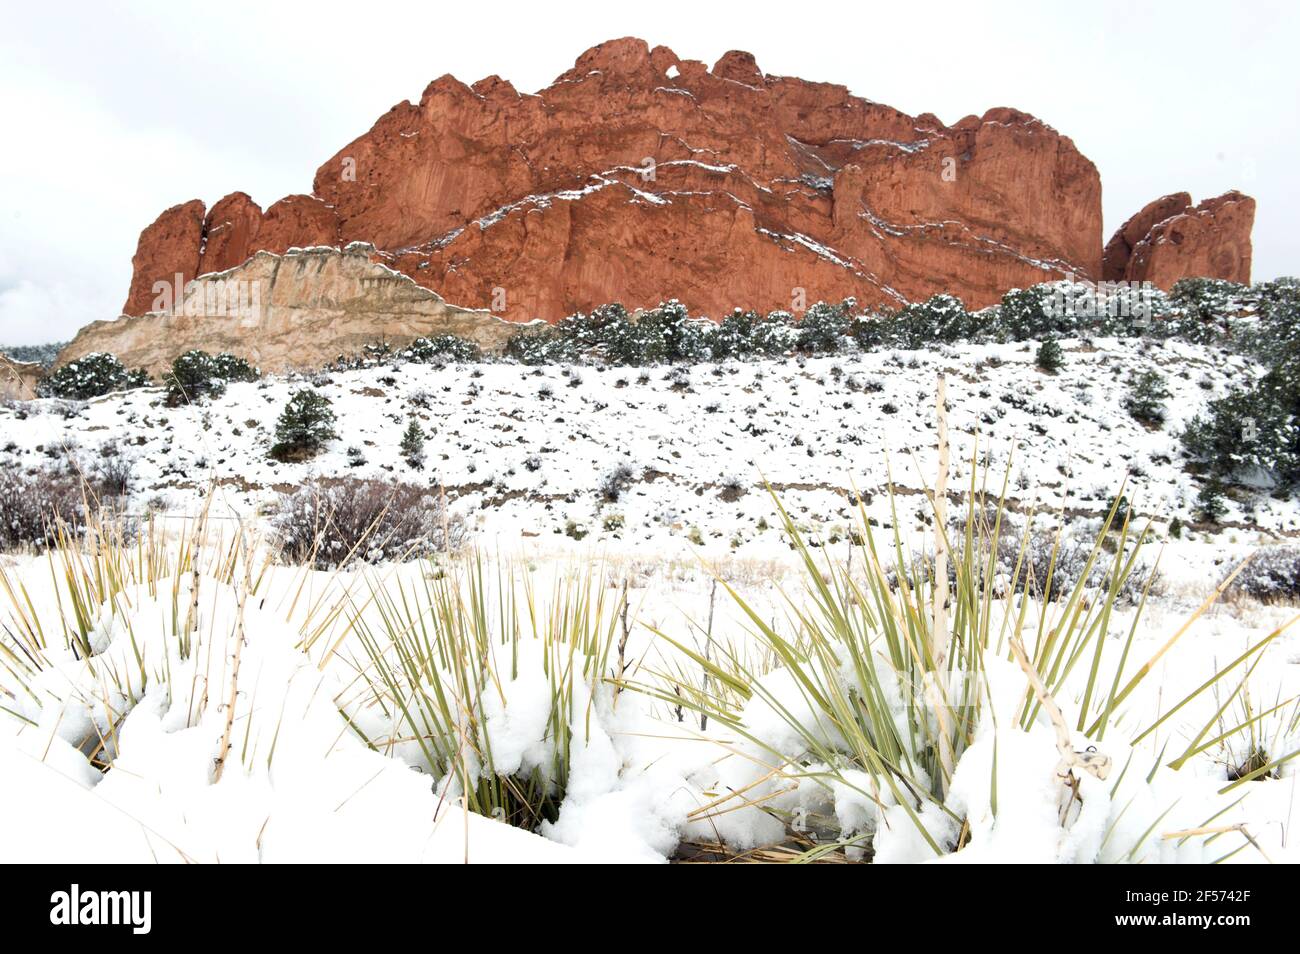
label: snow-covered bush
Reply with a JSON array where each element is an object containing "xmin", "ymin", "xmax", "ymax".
[
  {"xmin": 734, "ymin": 310, "xmax": 800, "ymax": 357},
  {"xmin": 633, "ymin": 301, "xmax": 714, "ymax": 363},
  {"xmin": 506, "ymin": 300, "xmax": 717, "ymax": 365},
  {"xmin": 399, "ymin": 417, "xmax": 425, "ymax": 469},
  {"xmin": 92, "ymin": 443, "xmax": 134, "ymax": 499},
  {"xmin": 330, "ymin": 339, "xmax": 395, "ymax": 370},
  {"xmin": 497, "ymin": 273, "xmax": 1300, "ymax": 373},
  {"xmin": 870, "ymin": 294, "xmax": 974, "ymax": 349},
  {"xmin": 1014, "ymin": 525, "xmax": 1160, "ymax": 605},
  {"xmin": 37, "ymin": 352, "xmax": 148, "ymax": 400},
  {"xmin": 0, "ymin": 471, "xmax": 90, "ymax": 550},
  {"xmin": 272, "ymin": 477, "xmax": 465, "ymax": 569},
  {"xmin": 794, "ymin": 300, "xmax": 852, "ymax": 354},
  {"xmin": 900, "ymin": 505, "xmax": 1159, "ymax": 606},
  {"xmin": 1195, "ymin": 478, "xmax": 1228, "ymax": 522},
  {"xmin": 270, "ymin": 388, "xmax": 337, "ymax": 462},
  {"xmin": 710, "ymin": 309, "xmax": 762, "ymax": 359},
  {"xmin": 492, "ymin": 275, "xmax": 1300, "ymax": 371},
  {"xmin": 1225, "ymin": 545, "xmax": 1300, "ymax": 603},
  {"xmin": 1036, "ymin": 338, "xmax": 1064, "ymax": 374},
  {"xmin": 399, "ymin": 334, "xmax": 481, "ymax": 364},
  {"xmin": 669, "ymin": 483, "xmax": 1255, "ymax": 863},
  {"xmin": 997, "ymin": 285, "xmax": 1061, "ymax": 341},
  {"xmin": 0, "ymin": 463, "xmax": 136, "ymax": 552},
  {"xmin": 1245, "ymin": 276, "xmax": 1300, "ymax": 367},
  {"xmin": 1170, "ymin": 277, "xmax": 1300, "ymax": 496},
  {"xmin": 163, "ymin": 349, "xmax": 258, "ymax": 405},
  {"xmin": 506, "ymin": 299, "xmax": 821, "ymax": 365},
  {"xmin": 599, "ymin": 463, "xmax": 635, "ymax": 502},
  {"xmin": 0, "ymin": 340, "xmax": 66, "ymax": 367},
  {"xmin": 506, "ymin": 325, "xmax": 576, "ymax": 365},
  {"xmin": 1168, "ymin": 277, "xmax": 1252, "ymax": 327}
]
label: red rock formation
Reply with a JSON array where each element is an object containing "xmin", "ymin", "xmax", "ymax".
[
  {"xmin": 123, "ymin": 192, "xmax": 344, "ymax": 314},
  {"xmin": 199, "ymin": 192, "xmax": 264, "ymax": 276},
  {"xmin": 1102, "ymin": 192, "xmax": 1191, "ymax": 281},
  {"xmin": 122, "ymin": 199, "xmax": 206, "ymax": 315},
  {"xmin": 1111, "ymin": 191, "xmax": 1255, "ymax": 288},
  {"xmin": 119, "ymin": 38, "xmax": 1252, "ymax": 322},
  {"xmin": 257, "ymin": 194, "xmax": 339, "ymax": 254}
]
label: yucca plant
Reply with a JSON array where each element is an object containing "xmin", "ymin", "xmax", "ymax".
[
  {"xmin": 638, "ymin": 440, "xmax": 1291, "ymax": 861},
  {"xmin": 335, "ymin": 557, "xmax": 626, "ymax": 829},
  {"xmin": 0, "ymin": 499, "xmax": 272, "ymax": 769}
]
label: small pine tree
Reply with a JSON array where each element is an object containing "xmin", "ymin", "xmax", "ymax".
[
  {"xmin": 164, "ymin": 349, "xmax": 258, "ymax": 406},
  {"xmin": 1036, "ymin": 338, "xmax": 1064, "ymax": 374},
  {"xmin": 1168, "ymin": 516, "xmax": 1183, "ymax": 539},
  {"xmin": 1196, "ymin": 478, "xmax": 1227, "ymax": 523},
  {"xmin": 1123, "ymin": 370, "xmax": 1170, "ymax": 426},
  {"xmin": 270, "ymin": 388, "xmax": 337, "ymax": 462},
  {"xmin": 999, "ymin": 286, "xmax": 1058, "ymax": 341},
  {"xmin": 1107, "ymin": 493, "xmax": 1132, "ymax": 527},
  {"xmin": 400, "ymin": 417, "xmax": 425, "ymax": 469}
]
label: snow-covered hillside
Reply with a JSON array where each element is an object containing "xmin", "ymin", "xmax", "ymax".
[{"xmin": 2, "ymin": 336, "xmax": 1294, "ymax": 570}]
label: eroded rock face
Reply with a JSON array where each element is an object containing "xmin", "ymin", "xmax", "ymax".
[
  {"xmin": 1113, "ymin": 191, "xmax": 1256, "ymax": 288},
  {"xmin": 199, "ymin": 191, "xmax": 265, "ymax": 276},
  {"xmin": 257, "ymin": 194, "xmax": 340, "ymax": 254},
  {"xmin": 71, "ymin": 245, "xmax": 523, "ymax": 376},
  {"xmin": 122, "ymin": 199, "xmax": 207, "ymax": 316},
  {"xmin": 0, "ymin": 354, "xmax": 43, "ymax": 401},
  {"xmin": 301, "ymin": 40, "xmax": 1104, "ymax": 319},
  {"xmin": 119, "ymin": 38, "xmax": 1252, "ymax": 322},
  {"xmin": 1102, "ymin": 192, "xmax": 1191, "ymax": 281}
]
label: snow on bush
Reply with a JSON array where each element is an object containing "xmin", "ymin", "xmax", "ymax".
[
  {"xmin": 1226, "ymin": 545, "xmax": 1300, "ymax": 602},
  {"xmin": 163, "ymin": 349, "xmax": 259, "ymax": 406},
  {"xmin": 0, "ymin": 469, "xmax": 132, "ymax": 551},
  {"xmin": 0, "ymin": 341, "xmax": 66, "ymax": 367},
  {"xmin": 340, "ymin": 566, "xmax": 692, "ymax": 860},
  {"xmin": 272, "ymin": 477, "xmax": 466, "ymax": 568},
  {"xmin": 399, "ymin": 334, "xmax": 481, "ymax": 364},
  {"xmin": 37, "ymin": 352, "xmax": 148, "ymax": 400}
]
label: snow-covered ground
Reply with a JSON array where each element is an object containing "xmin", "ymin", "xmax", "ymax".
[
  {"xmin": 1, "ymin": 336, "xmax": 1297, "ymax": 863},
  {"xmin": 1, "ymin": 545, "xmax": 1296, "ymax": 864},
  {"xmin": 2, "ymin": 336, "xmax": 1295, "ymax": 565}
]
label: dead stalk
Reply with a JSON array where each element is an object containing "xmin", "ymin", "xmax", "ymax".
[
  {"xmin": 614, "ymin": 579, "xmax": 630, "ymax": 699},
  {"xmin": 701, "ymin": 578, "xmax": 717, "ymax": 732},
  {"xmin": 213, "ymin": 525, "xmax": 254, "ymax": 783},
  {"xmin": 1010, "ymin": 635, "xmax": 1111, "ymax": 824},
  {"xmin": 929, "ymin": 374, "xmax": 955, "ymax": 787},
  {"xmin": 932, "ymin": 373, "xmax": 950, "ymax": 663}
]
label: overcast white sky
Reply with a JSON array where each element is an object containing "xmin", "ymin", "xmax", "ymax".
[{"xmin": 1, "ymin": 0, "xmax": 1296, "ymax": 345}]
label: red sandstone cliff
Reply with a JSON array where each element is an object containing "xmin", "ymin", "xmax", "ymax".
[
  {"xmin": 120, "ymin": 37, "xmax": 1253, "ymax": 321},
  {"xmin": 1105, "ymin": 191, "xmax": 1255, "ymax": 288}
]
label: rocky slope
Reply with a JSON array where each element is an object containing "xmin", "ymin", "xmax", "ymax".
[{"xmin": 120, "ymin": 38, "xmax": 1257, "ymax": 325}]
